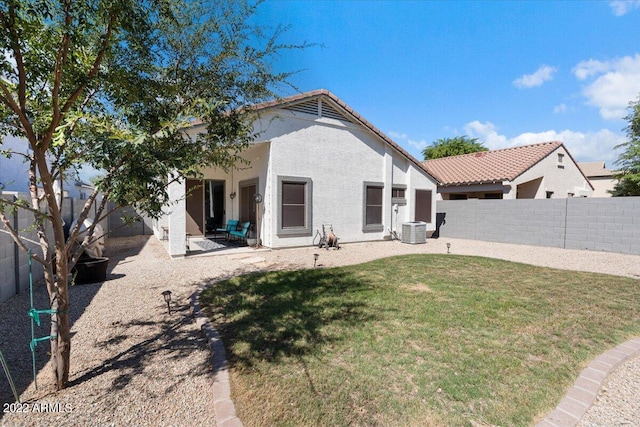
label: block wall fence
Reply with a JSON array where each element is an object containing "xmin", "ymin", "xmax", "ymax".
[
  {"xmin": 1, "ymin": 193, "xmax": 151, "ymax": 303},
  {"xmin": 435, "ymin": 197, "xmax": 640, "ymax": 255},
  {"xmin": 4, "ymin": 195, "xmax": 639, "ymax": 303}
]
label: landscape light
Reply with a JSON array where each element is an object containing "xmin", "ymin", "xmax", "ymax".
[
  {"xmin": 313, "ymin": 253, "xmax": 319, "ymax": 267},
  {"xmin": 446, "ymin": 243, "xmax": 451, "ymax": 254},
  {"xmin": 161, "ymin": 290, "xmax": 172, "ymax": 315}
]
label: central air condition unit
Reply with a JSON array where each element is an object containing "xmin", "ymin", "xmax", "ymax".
[{"xmin": 401, "ymin": 221, "xmax": 427, "ymax": 244}]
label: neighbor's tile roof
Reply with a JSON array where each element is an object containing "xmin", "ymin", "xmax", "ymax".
[
  {"xmin": 578, "ymin": 161, "xmax": 615, "ymax": 178},
  {"xmin": 422, "ymin": 141, "xmax": 563, "ymax": 186}
]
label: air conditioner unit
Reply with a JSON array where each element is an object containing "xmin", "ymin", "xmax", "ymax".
[{"xmin": 401, "ymin": 221, "xmax": 427, "ymax": 244}]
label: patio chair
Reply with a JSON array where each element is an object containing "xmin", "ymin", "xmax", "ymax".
[
  {"xmin": 215, "ymin": 219, "xmax": 239, "ymax": 241},
  {"xmin": 229, "ymin": 221, "xmax": 250, "ymax": 244}
]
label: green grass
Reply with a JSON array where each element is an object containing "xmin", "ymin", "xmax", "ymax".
[{"xmin": 199, "ymin": 255, "xmax": 640, "ymax": 426}]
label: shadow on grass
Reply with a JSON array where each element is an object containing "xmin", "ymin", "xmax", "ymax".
[{"xmin": 199, "ymin": 267, "xmax": 379, "ymax": 368}]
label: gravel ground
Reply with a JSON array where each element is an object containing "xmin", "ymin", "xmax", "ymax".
[
  {"xmin": 578, "ymin": 355, "xmax": 640, "ymax": 427},
  {"xmin": 1, "ymin": 235, "xmax": 639, "ymax": 427}
]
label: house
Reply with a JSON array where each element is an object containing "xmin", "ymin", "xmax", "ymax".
[
  {"xmin": 422, "ymin": 141, "xmax": 593, "ymax": 200},
  {"xmin": 0, "ymin": 135, "xmax": 30, "ymax": 193},
  {"xmin": 578, "ymin": 161, "xmax": 618, "ymax": 197},
  {"xmin": 157, "ymin": 90, "xmax": 438, "ymax": 257},
  {"xmin": 1, "ymin": 135, "xmax": 95, "ymax": 199}
]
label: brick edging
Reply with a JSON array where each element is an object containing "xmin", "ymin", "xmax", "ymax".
[
  {"xmin": 536, "ymin": 337, "xmax": 640, "ymax": 427},
  {"xmin": 191, "ymin": 290, "xmax": 244, "ymax": 427}
]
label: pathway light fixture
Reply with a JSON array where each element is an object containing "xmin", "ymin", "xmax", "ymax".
[{"xmin": 162, "ymin": 290, "xmax": 172, "ymax": 314}]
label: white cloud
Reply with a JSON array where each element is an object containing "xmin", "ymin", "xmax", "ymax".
[
  {"xmin": 513, "ymin": 65, "xmax": 557, "ymax": 89},
  {"xmin": 609, "ymin": 0, "xmax": 640, "ymax": 16},
  {"xmin": 463, "ymin": 120, "xmax": 625, "ymax": 163},
  {"xmin": 573, "ymin": 54, "xmax": 640, "ymax": 120},
  {"xmin": 554, "ymin": 104, "xmax": 567, "ymax": 114},
  {"xmin": 573, "ymin": 59, "xmax": 613, "ymax": 81},
  {"xmin": 388, "ymin": 131, "xmax": 407, "ymax": 140},
  {"xmin": 407, "ymin": 138, "xmax": 428, "ymax": 151},
  {"xmin": 389, "ymin": 130, "xmax": 428, "ymax": 152}
]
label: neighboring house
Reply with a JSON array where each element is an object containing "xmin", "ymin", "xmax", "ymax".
[
  {"xmin": 422, "ymin": 141, "xmax": 593, "ymax": 200},
  {"xmin": 578, "ymin": 161, "xmax": 618, "ymax": 197},
  {"xmin": 157, "ymin": 89, "xmax": 438, "ymax": 257},
  {"xmin": 1, "ymin": 135, "xmax": 95, "ymax": 199},
  {"xmin": 0, "ymin": 135, "xmax": 30, "ymax": 193}
]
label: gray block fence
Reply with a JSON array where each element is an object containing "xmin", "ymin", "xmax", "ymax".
[
  {"xmin": 1, "ymin": 193, "xmax": 152, "ymax": 303},
  {"xmin": 435, "ymin": 197, "xmax": 640, "ymax": 255}
]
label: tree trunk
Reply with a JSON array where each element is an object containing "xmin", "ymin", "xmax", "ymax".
[
  {"xmin": 50, "ymin": 248, "xmax": 71, "ymax": 390},
  {"xmin": 50, "ymin": 258, "xmax": 71, "ymax": 390}
]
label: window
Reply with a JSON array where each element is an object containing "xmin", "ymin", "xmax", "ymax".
[
  {"xmin": 392, "ymin": 185, "xmax": 407, "ymax": 205},
  {"xmin": 483, "ymin": 193, "xmax": 502, "ymax": 199},
  {"xmin": 282, "ymin": 182, "xmax": 305, "ymax": 227},
  {"xmin": 568, "ymin": 192, "xmax": 574, "ymax": 198},
  {"xmin": 277, "ymin": 176, "xmax": 312, "ymax": 236},
  {"xmin": 546, "ymin": 191, "xmax": 554, "ymax": 199},
  {"xmin": 450, "ymin": 194, "xmax": 468, "ymax": 200},
  {"xmin": 392, "ymin": 188, "xmax": 405, "ymax": 198},
  {"xmin": 557, "ymin": 153, "xmax": 565, "ymax": 169},
  {"xmin": 363, "ymin": 183, "xmax": 384, "ymax": 232}
]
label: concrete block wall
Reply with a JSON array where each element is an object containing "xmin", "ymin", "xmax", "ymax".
[
  {"xmin": 0, "ymin": 193, "xmax": 43, "ymax": 303},
  {"xmin": 436, "ymin": 197, "xmax": 640, "ymax": 255},
  {"xmin": 108, "ymin": 203, "xmax": 153, "ymax": 237},
  {"xmin": 1, "ymin": 192, "xmax": 146, "ymax": 303},
  {"xmin": 565, "ymin": 197, "xmax": 640, "ymax": 254}
]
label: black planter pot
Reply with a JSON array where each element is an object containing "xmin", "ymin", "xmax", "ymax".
[{"xmin": 72, "ymin": 257, "xmax": 109, "ymax": 284}]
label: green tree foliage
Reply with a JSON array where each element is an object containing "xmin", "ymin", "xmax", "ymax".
[
  {"xmin": 611, "ymin": 96, "xmax": 640, "ymax": 196},
  {"xmin": 0, "ymin": 0, "xmax": 300, "ymax": 390},
  {"xmin": 422, "ymin": 136, "xmax": 488, "ymax": 160}
]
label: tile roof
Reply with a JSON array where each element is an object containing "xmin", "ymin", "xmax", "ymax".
[
  {"xmin": 422, "ymin": 141, "xmax": 564, "ymax": 186},
  {"xmin": 578, "ymin": 161, "xmax": 615, "ymax": 178}
]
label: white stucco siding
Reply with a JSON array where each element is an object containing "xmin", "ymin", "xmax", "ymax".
[
  {"xmin": 0, "ymin": 136, "xmax": 31, "ymax": 193},
  {"xmin": 513, "ymin": 147, "xmax": 592, "ymax": 198},
  {"xmin": 167, "ymin": 178, "xmax": 187, "ymax": 256},
  {"xmin": 262, "ymin": 112, "xmax": 436, "ymax": 248},
  {"xmin": 162, "ymin": 106, "xmax": 437, "ymax": 253}
]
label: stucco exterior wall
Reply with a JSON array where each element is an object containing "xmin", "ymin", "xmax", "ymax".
[
  {"xmin": 258, "ymin": 110, "xmax": 436, "ymax": 248},
  {"xmin": 589, "ymin": 177, "xmax": 617, "ymax": 197},
  {"xmin": 0, "ymin": 136, "xmax": 31, "ymax": 193},
  {"xmin": 160, "ymin": 102, "xmax": 437, "ymax": 254},
  {"xmin": 512, "ymin": 146, "xmax": 592, "ymax": 199}
]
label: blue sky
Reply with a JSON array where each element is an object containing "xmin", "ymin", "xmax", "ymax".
[{"xmin": 254, "ymin": 0, "xmax": 640, "ymax": 165}]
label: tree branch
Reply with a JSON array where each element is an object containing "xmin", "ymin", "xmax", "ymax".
[
  {"xmin": 49, "ymin": 0, "xmax": 73, "ymax": 139},
  {"xmin": 0, "ymin": 196, "xmax": 50, "ymax": 218}
]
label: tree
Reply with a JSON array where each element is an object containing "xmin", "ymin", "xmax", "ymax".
[
  {"xmin": 0, "ymin": 0, "xmax": 300, "ymax": 390},
  {"xmin": 611, "ymin": 96, "xmax": 640, "ymax": 196},
  {"xmin": 422, "ymin": 136, "xmax": 488, "ymax": 160}
]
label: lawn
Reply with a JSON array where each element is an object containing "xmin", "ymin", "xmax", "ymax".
[{"xmin": 199, "ymin": 254, "xmax": 640, "ymax": 426}]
